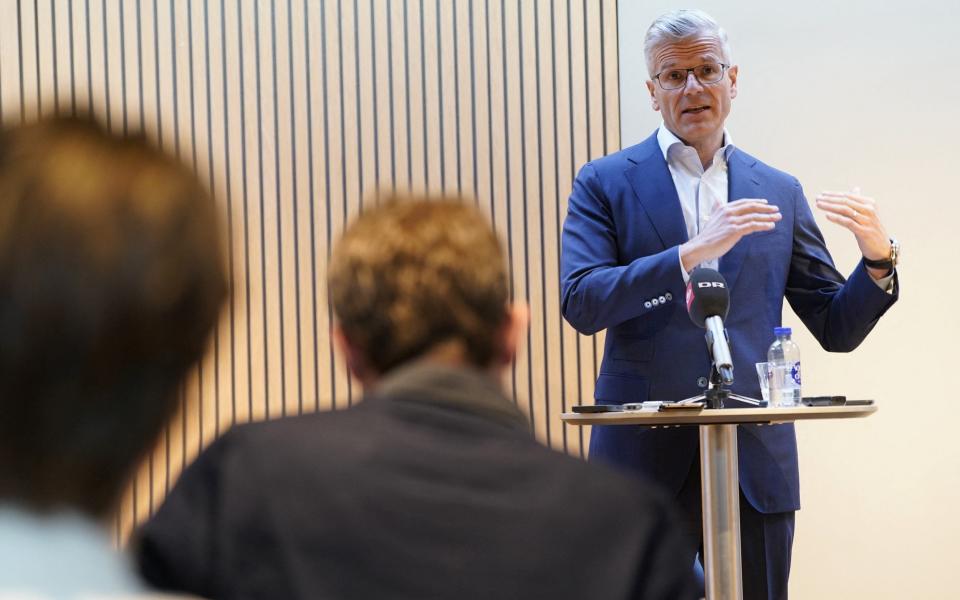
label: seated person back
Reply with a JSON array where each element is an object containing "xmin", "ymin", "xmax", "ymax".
[
  {"xmin": 0, "ymin": 117, "xmax": 226, "ymax": 598},
  {"xmin": 136, "ymin": 198, "xmax": 696, "ymax": 600}
]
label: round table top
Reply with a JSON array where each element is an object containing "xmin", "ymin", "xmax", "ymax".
[{"xmin": 560, "ymin": 403, "xmax": 877, "ymax": 426}]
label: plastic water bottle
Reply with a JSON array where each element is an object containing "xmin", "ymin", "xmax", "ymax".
[{"xmin": 767, "ymin": 327, "xmax": 801, "ymax": 407}]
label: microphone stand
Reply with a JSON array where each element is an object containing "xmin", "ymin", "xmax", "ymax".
[
  {"xmin": 703, "ymin": 364, "xmax": 765, "ymax": 409},
  {"xmin": 676, "ymin": 353, "xmax": 767, "ymax": 409},
  {"xmin": 676, "ymin": 367, "xmax": 766, "ymax": 409}
]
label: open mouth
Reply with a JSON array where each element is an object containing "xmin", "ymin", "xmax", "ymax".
[{"xmin": 682, "ymin": 106, "xmax": 710, "ymax": 115}]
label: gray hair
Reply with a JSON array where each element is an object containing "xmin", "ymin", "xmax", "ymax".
[{"xmin": 644, "ymin": 9, "xmax": 732, "ymax": 77}]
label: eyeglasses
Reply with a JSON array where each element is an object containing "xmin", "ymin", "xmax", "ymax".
[{"xmin": 652, "ymin": 63, "xmax": 729, "ymax": 91}]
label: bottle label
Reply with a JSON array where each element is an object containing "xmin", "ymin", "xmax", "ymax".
[{"xmin": 790, "ymin": 361, "xmax": 801, "ymax": 385}]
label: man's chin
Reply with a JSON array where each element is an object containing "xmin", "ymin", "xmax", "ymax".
[{"xmin": 673, "ymin": 122, "xmax": 721, "ymax": 145}]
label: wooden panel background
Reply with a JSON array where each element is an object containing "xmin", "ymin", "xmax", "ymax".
[{"xmin": 0, "ymin": 0, "xmax": 620, "ymax": 543}]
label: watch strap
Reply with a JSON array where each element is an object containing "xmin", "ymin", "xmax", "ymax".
[
  {"xmin": 863, "ymin": 237, "xmax": 898, "ymax": 271},
  {"xmin": 863, "ymin": 256, "xmax": 893, "ymax": 269}
]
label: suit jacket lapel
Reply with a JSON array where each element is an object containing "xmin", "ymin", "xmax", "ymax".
[
  {"xmin": 721, "ymin": 150, "xmax": 762, "ymax": 291},
  {"xmin": 623, "ymin": 133, "xmax": 688, "ymax": 250}
]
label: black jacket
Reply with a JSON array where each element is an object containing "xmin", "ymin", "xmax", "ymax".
[{"xmin": 136, "ymin": 363, "xmax": 696, "ymax": 600}]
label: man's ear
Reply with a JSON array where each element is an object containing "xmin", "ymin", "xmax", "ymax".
[
  {"xmin": 333, "ymin": 326, "xmax": 375, "ymax": 387},
  {"xmin": 646, "ymin": 79, "xmax": 660, "ymax": 111},
  {"xmin": 728, "ymin": 64, "xmax": 738, "ymax": 100},
  {"xmin": 494, "ymin": 302, "xmax": 530, "ymax": 369}
]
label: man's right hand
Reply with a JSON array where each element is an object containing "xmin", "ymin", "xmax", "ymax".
[{"xmin": 679, "ymin": 198, "xmax": 781, "ymax": 272}]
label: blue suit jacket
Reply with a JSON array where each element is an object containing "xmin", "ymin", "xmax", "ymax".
[{"xmin": 560, "ymin": 131, "xmax": 898, "ymax": 513}]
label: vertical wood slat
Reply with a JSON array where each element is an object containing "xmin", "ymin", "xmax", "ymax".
[
  {"xmin": 332, "ymin": 0, "xmax": 355, "ymax": 409},
  {"xmin": 0, "ymin": 0, "xmax": 619, "ymax": 541}
]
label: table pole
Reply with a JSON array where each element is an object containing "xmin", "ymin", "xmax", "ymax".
[{"xmin": 700, "ymin": 423, "xmax": 743, "ymax": 600}]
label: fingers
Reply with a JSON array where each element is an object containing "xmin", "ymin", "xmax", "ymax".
[
  {"xmin": 817, "ymin": 189, "xmax": 891, "ymax": 260},
  {"xmin": 822, "ymin": 211, "xmax": 870, "ymax": 235},
  {"xmin": 729, "ymin": 210, "xmax": 781, "ymax": 224},
  {"xmin": 723, "ymin": 201, "xmax": 781, "ymax": 230},
  {"xmin": 816, "ymin": 191, "xmax": 881, "ymax": 228},
  {"xmin": 816, "ymin": 194, "xmax": 875, "ymax": 211},
  {"xmin": 816, "ymin": 191, "xmax": 878, "ymax": 215},
  {"xmin": 725, "ymin": 198, "xmax": 781, "ymax": 215},
  {"xmin": 700, "ymin": 199, "xmax": 780, "ymax": 238},
  {"xmin": 729, "ymin": 217, "xmax": 781, "ymax": 235},
  {"xmin": 737, "ymin": 219, "xmax": 779, "ymax": 234},
  {"xmin": 818, "ymin": 190, "xmax": 875, "ymax": 205},
  {"xmin": 688, "ymin": 199, "xmax": 783, "ymax": 264},
  {"xmin": 719, "ymin": 199, "xmax": 781, "ymax": 232},
  {"xmin": 816, "ymin": 199, "xmax": 870, "ymax": 225}
]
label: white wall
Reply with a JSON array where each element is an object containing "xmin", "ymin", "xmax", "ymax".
[{"xmin": 619, "ymin": 1, "xmax": 960, "ymax": 598}]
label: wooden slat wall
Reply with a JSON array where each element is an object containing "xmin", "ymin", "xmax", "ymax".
[{"xmin": 0, "ymin": 0, "xmax": 620, "ymax": 542}]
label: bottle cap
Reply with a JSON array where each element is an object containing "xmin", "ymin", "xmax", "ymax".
[{"xmin": 774, "ymin": 326, "xmax": 792, "ymax": 336}]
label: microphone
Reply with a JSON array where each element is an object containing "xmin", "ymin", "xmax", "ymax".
[{"xmin": 685, "ymin": 268, "xmax": 734, "ymax": 385}]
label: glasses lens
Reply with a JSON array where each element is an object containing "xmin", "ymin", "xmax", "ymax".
[
  {"xmin": 660, "ymin": 70, "xmax": 687, "ymax": 90},
  {"xmin": 694, "ymin": 63, "xmax": 724, "ymax": 84}
]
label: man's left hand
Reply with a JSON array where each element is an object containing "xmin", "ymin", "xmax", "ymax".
[{"xmin": 815, "ymin": 190, "xmax": 892, "ymax": 280}]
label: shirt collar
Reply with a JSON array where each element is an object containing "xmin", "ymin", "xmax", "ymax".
[
  {"xmin": 374, "ymin": 361, "xmax": 529, "ymax": 431},
  {"xmin": 656, "ymin": 123, "xmax": 735, "ymax": 165}
]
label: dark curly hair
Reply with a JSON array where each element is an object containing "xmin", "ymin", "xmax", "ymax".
[{"xmin": 328, "ymin": 198, "xmax": 509, "ymax": 375}]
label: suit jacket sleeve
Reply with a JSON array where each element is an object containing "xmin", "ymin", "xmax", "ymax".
[
  {"xmin": 561, "ymin": 162, "xmax": 683, "ymax": 335},
  {"xmin": 784, "ymin": 180, "xmax": 898, "ymax": 352}
]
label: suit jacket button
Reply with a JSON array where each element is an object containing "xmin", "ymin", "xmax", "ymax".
[
  {"xmin": 644, "ymin": 301, "xmax": 652, "ymax": 309},
  {"xmin": 697, "ymin": 376, "xmax": 708, "ymax": 388},
  {"xmin": 665, "ymin": 292, "xmax": 673, "ymax": 301},
  {"xmin": 658, "ymin": 295, "xmax": 667, "ymax": 304},
  {"xmin": 651, "ymin": 298, "xmax": 659, "ymax": 306}
]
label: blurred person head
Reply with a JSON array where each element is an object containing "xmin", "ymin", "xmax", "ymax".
[
  {"xmin": 0, "ymin": 116, "xmax": 226, "ymax": 520},
  {"xmin": 643, "ymin": 9, "xmax": 738, "ymax": 153},
  {"xmin": 328, "ymin": 197, "xmax": 527, "ymax": 387}
]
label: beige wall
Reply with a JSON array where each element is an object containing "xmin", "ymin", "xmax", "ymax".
[
  {"xmin": 620, "ymin": 1, "xmax": 960, "ymax": 598},
  {"xmin": 0, "ymin": 0, "xmax": 619, "ymax": 544}
]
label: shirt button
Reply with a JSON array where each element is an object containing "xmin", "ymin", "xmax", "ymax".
[
  {"xmin": 665, "ymin": 292, "xmax": 673, "ymax": 301},
  {"xmin": 697, "ymin": 376, "xmax": 708, "ymax": 388},
  {"xmin": 659, "ymin": 295, "xmax": 667, "ymax": 304},
  {"xmin": 644, "ymin": 301, "xmax": 652, "ymax": 309}
]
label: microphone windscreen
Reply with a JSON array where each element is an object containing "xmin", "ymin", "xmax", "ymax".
[{"xmin": 685, "ymin": 268, "xmax": 730, "ymax": 327}]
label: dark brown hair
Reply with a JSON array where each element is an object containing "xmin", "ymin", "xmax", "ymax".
[
  {"xmin": 328, "ymin": 198, "xmax": 509, "ymax": 374},
  {"xmin": 0, "ymin": 117, "xmax": 226, "ymax": 517}
]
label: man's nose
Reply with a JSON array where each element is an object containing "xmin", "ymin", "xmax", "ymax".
[{"xmin": 682, "ymin": 70, "xmax": 704, "ymax": 93}]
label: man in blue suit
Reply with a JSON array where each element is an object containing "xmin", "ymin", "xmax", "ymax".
[{"xmin": 560, "ymin": 9, "xmax": 898, "ymax": 599}]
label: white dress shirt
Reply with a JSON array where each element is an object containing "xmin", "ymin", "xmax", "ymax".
[{"xmin": 657, "ymin": 124, "xmax": 733, "ymax": 279}]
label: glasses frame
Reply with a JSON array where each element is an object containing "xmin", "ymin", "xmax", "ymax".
[{"xmin": 652, "ymin": 63, "xmax": 730, "ymax": 91}]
